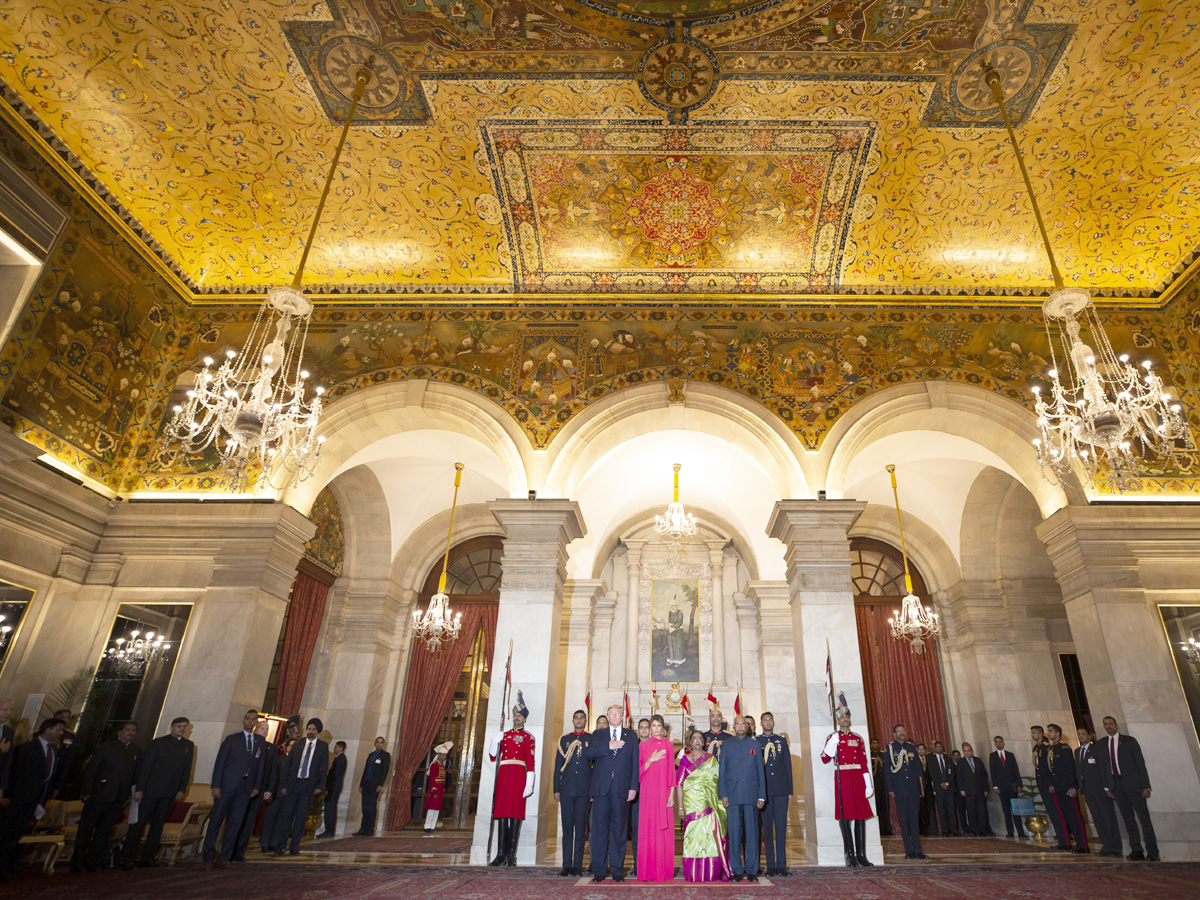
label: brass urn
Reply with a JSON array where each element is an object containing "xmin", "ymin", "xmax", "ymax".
[{"xmin": 1024, "ymin": 814, "xmax": 1051, "ymax": 842}]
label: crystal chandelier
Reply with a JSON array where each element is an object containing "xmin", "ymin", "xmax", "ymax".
[
  {"xmin": 160, "ymin": 66, "xmax": 375, "ymax": 492},
  {"xmin": 984, "ymin": 67, "xmax": 1185, "ymax": 492},
  {"xmin": 0, "ymin": 613, "xmax": 12, "ymax": 650},
  {"xmin": 1185, "ymin": 636, "xmax": 1200, "ymax": 669},
  {"xmin": 101, "ymin": 628, "xmax": 171, "ymax": 677},
  {"xmin": 654, "ymin": 463, "xmax": 698, "ymax": 542},
  {"xmin": 885, "ymin": 465, "xmax": 942, "ymax": 654},
  {"xmin": 412, "ymin": 463, "xmax": 465, "ymax": 651}
]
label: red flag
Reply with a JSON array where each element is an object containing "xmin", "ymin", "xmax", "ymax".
[
  {"xmin": 624, "ymin": 691, "xmax": 631, "ymax": 726},
  {"xmin": 584, "ymin": 690, "xmax": 591, "ymax": 724},
  {"xmin": 681, "ymin": 692, "xmax": 690, "ymax": 715},
  {"xmin": 734, "ymin": 692, "xmax": 742, "ymax": 716},
  {"xmin": 706, "ymin": 690, "xmax": 719, "ymax": 707}
]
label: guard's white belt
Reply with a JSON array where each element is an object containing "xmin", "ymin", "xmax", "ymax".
[
  {"xmin": 835, "ymin": 764, "xmax": 861, "ymax": 770},
  {"xmin": 500, "ymin": 759, "xmax": 526, "ymax": 768}
]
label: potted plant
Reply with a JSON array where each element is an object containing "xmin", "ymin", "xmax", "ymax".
[{"xmin": 1018, "ymin": 776, "xmax": 1051, "ymax": 842}]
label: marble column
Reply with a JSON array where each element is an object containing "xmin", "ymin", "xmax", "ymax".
[
  {"xmin": 624, "ymin": 542, "xmax": 642, "ymax": 688},
  {"xmin": 707, "ymin": 544, "xmax": 727, "ymax": 688},
  {"xmin": 470, "ymin": 500, "xmax": 586, "ymax": 866},
  {"xmin": 768, "ymin": 500, "xmax": 881, "ymax": 866},
  {"xmin": 1038, "ymin": 505, "xmax": 1200, "ymax": 860}
]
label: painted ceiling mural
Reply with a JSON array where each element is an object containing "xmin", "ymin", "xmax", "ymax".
[{"xmin": 0, "ymin": 1, "xmax": 1196, "ymax": 300}]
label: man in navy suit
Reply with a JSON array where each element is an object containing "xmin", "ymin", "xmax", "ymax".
[
  {"xmin": 988, "ymin": 735, "xmax": 1025, "ymax": 837},
  {"xmin": 353, "ymin": 736, "xmax": 390, "ymax": 836},
  {"xmin": 1100, "ymin": 716, "xmax": 1158, "ymax": 861},
  {"xmin": 272, "ymin": 717, "xmax": 330, "ymax": 855},
  {"xmin": 584, "ymin": 704, "xmax": 639, "ymax": 883},
  {"xmin": 202, "ymin": 709, "xmax": 267, "ymax": 869},
  {"xmin": 719, "ymin": 715, "xmax": 766, "ymax": 883},
  {"xmin": 0, "ymin": 717, "xmax": 65, "ymax": 879}
]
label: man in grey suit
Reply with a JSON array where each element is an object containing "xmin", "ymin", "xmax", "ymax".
[{"xmin": 718, "ymin": 715, "xmax": 766, "ymax": 883}]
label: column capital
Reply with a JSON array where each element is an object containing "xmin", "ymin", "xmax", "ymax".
[
  {"xmin": 489, "ymin": 499, "xmax": 587, "ymax": 545},
  {"xmin": 767, "ymin": 500, "xmax": 867, "ymax": 547}
]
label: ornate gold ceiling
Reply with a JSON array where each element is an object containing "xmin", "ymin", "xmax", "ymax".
[{"xmin": 0, "ymin": 0, "xmax": 1197, "ymax": 302}]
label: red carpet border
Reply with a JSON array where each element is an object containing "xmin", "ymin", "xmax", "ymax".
[
  {"xmin": 308, "ymin": 835, "xmax": 472, "ymax": 853},
  {"xmin": 7, "ymin": 863, "xmax": 1199, "ymax": 899}
]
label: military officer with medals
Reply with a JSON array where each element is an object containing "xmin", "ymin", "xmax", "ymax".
[
  {"xmin": 756, "ymin": 712, "xmax": 793, "ymax": 877},
  {"xmin": 488, "ymin": 692, "xmax": 536, "ymax": 866},
  {"xmin": 1044, "ymin": 723, "xmax": 1088, "ymax": 853},
  {"xmin": 883, "ymin": 723, "xmax": 928, "ymax": 860},
  {"xmin": 820, "ymin": 693, "xmax": 875, "ymax": 867},
  {"xmin": 554, "ymin": 709, "xmax": 592, "ymax": 877},
  {"xmin": 1030, "ymin": 725, "xmax": 1058, "ymax": 844},
  {"xmin": 701, "ymin": 708, "xmax": 731, "ymax": 759}
]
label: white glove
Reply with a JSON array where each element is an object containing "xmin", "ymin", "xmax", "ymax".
[
  {"xmin": 523, "ymin": 771, "xmax": 535, "ymax": 798},
  {"xmin": 823, "ymin": 734, "xmax": 839, "ymax": 758},
  {"xmin": 863, "ymin": 772, "xmax": 875, "ymax": 799},
  {"xmin": 488, "ymin": 733, "xmax": 502, "ymax": 759}
]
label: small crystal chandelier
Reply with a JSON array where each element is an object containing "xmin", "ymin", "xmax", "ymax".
[
  {"xmin": 101, "ymin": 628, "xmax": 171, "ymax": 677},
  {"xmin": 160, "ymin": 65, "xmax": 376, "ymax": 492},
  {"xmin": 1184, "ymin": 636, "xmax": 1200, "ymax": 670},
  {"xmin": 984, "ymin": 66, "xmax": 1186, "ymax": 492},
  {"xmin": 0, "ymin": 613, "xmax": 12, "ymax": 650},
  {"xmin": 412, "ymin": 463, "xmax": 465, "ymax": 651},
  {"xmin": 885, "ymin": 465, "xmax": 942, "ymax": 654},
  {"xmin": 655, "ymin": 463, "xmax": 698, "ymax": 563}
]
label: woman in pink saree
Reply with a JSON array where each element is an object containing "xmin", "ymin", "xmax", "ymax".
[
  {"xmin": 676, "ymin": 729, "xmax": 731, "ymax": 882},
  {"xmin": 636, "ymin": 714, "xmax": 676, "ymax": 881}
]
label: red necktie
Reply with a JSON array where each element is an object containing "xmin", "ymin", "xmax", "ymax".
[{"xmin": 1110, "ymin": 736, "xmax": 1119, "ymax": 776}]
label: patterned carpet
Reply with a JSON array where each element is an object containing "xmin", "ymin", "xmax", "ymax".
[
  {"xmin": 8, "ymin": 862, "xmax": 1198, "ymax": 899},
  {"xmin": 309, "ymin": 834, "xmax": 472, "ymax": 853},
  {"xmin": 883, "ymin": 834, "xmax": 1051, "ymax": 855}
]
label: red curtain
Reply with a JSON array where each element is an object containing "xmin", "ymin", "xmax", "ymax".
[
  {"xmin": 274, "ymin": 569, "xmax": 332, "ymax": 717},
  {"xmin": 386, "ymin": 603, "xmax": 498, "ymax": 830},
  {"xmin": 856, "ymin": 603, "xmax": 950, "ymax": 748}
]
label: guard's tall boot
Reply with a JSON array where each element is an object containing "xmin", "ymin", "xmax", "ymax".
[
  {"xmin": 508, "ymin": 819, "xmax": 522, "ymax": 866},
  {"xmin": 489, "ymin": 820, "xmax": 509, "ymax": 866},
  {"xmin": 854, "ymin": 820, "xmax": 873, "ymax": 867},
  {"xmin": 840, "ymin": 819, "xmax": 858, "ymax": 867}
]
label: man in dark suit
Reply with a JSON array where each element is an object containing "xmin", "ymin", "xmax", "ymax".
[
  {"xmin": 262, "ymin": 717, "xmax": 299, "ymax": 851},
  {"xmin": 757, "ymin": 712, "xmax": 793, "ymax": 876},
  {"xmin": 0, "ymin": 717, "xmax": 65, "ymax": 879},
  {"xmin": 202, "ymin": 708, "xmax": 267, "ymax": 869},
  {"xmin": 988, "ymin": 735, "xmax": 1025, "ymax": 837},
  {"xmin": 883, "ymin": 723, "xmax": 927, "ymax": 859},
  {"xmin": 272, "ymin": 717, "xmax": 329, "ymax": 856},
  {"xmin": 121, "ymin": 716, "xmax": 194, "ymax": 869},
  {"xmin": 71, "ymin": 720, "xmax": 141, "ymax": 873},
  {"xmin": 319, "ymin": 740, "xmax": 347, "ymax": 838},
  {"xmin": 584, "ymin": 703, "xmax": 639, "ymax": 883},
  {"xmin": 916, "ymin": 743, "xmax": 933, "ymax": 834},
  {"xmin": 553, "ymin": 709, "xmax": 591, "ymax": 877},
  {"xmin": 1045, "ymin": 724, "xmax": 1088, "ymax": 853},
  {"xmin": 927, "ymin": 741, "xmax": 958, "ymax": 835},
  {"xmin": 353, "ymin": 736, "xmax": 390, "ymax": 836},
  {"xmin": 1077, "ymin": 727, "xmax": 1121, "ymax": 858},
  {"xmin": 233, "ymin": 719, "xmax": 276, "ymax": 862},
  {"xmin": 49, "ymin": 708, "xmax": 79, "ymax": 800},
  {"xmin": 956, "ymin": 743, "xmax": 991, "ymax": 835},
  {"xmin": 1100, "ymin": 716, "xmax": 1158, "ymax": 861},
  {"xmin": 0, "ymin": 697, "xmax": 14, "ymax": 803},
  {"xmin": 719, "ymin": 715, "xmax": 766, "ymax": 883}
]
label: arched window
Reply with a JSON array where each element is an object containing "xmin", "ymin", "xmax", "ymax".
[
  {"xmin": 851, "ymin": 538, "xmax": 927, "ymax": 602},
  {"xmin": 421, "ymin": 536, "xmax": 503, "ymax": 598}
]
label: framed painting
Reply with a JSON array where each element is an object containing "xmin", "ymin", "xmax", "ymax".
[{"xmin": 650, "ymin": 579, "xmax": 699, "ymax": 683}]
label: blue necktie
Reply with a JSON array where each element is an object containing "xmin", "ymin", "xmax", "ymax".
[
  {"xmin": 300, "ymin": 740, "xmax": 313, "ymax": 779},
  {"xmin": 611, "ymin": 728, "xmax": 618, "ymax": 758}
]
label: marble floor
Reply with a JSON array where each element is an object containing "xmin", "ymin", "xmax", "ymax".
[{"xmin": 248, "ymin": 829, "xmax": 1109, "ymax": 868}]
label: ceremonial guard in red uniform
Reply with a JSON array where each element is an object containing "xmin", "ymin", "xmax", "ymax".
[
  {"xmin": 423, "ymin": 741, "xmax": 452, "ymax": 833},
  {"xmin": 488, "ymin": 692, "xmax": 536, "ymax": 866},
  {"xmin": 820, "ymin": 692, "xmax": 875, "ymax": 867}
]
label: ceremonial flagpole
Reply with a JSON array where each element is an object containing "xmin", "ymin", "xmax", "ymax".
[
  {"xmin": 826, "ymin": 639, "xmax": 843, "ymax": 833},
  {"xmin": 486, "ymin": 639, "xmax": 513, "ymax": 862}
]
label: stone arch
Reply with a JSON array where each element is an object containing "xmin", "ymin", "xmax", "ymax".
[
  {"xmin": 325, "ymin": 464, "xmax": 392, "ymax": 583},
  {"xmin": 282, "ymin": 379, "xmax": 532, "ymax": 516},
  {"xmin": 388, "ymin": 502, "xmax": 506, "ymax": 599},
  {"xmin": 849, "ymin": 504, "xmax": 962, "ymax": 597},
  {"xmin": 822, "ymin": 381, "xmax": 1074, "ymax": 518},
  {"xmin": 542, "ymin": 380, "xmax": 809, "ymax": 499}
]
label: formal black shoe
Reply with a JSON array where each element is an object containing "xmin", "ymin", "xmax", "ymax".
[
  {"xmin": 904, "ymin": 853, "xmax": 914, "ymax": 859},
  {"xmin": 272, "ymin": 850, "xmax": 284, "ymax": 857},
  {"xmin": 732, "ymin": 874, "xmax": 744, "ymax": 882},
  {"xmin": 845, "ymin": 854, "xmax": 859, "ymax": 867},
  {"xmin": 558, "ymin": 868, "xmax": 571, "ymax": 876},
  {"xmin": 914, "ymin": 853, "xmax": 929, "ymax": 859},
  {"xmin": 230, "ymin": 855, "xmax": 245, "ymax": 863},
  {"xmin": 747, "ymin": 874, "xmax": 759, "ymax": 883},
  {"xmin": 288, "ymin": 850, "xmax": 300, "ymax": 857},
  {"xmin": 591, "ymin": 873, "xmax": 606, "ymax": 883},
  {"xmin": 766, "ymin": 868, "xmax": 776, "ymax": 876},
  {"xmin": 778, "ymin": 869, "xmax": 791, "ymax": 877},
  {"xmin": 1072, "ymin": 847, "xmax": 1090, "ymax": 855},
  {"xmin": 1127, "ymin": 850, "xmax": 1146, "ymax": 861},
  {"xmin": 1147, "ymin": 852, "xmax": 1161, "ymax": 861},
  {"xmin": 612, "ymin": 873, "xmax": 625, "ymax": 882},
  {"xmin": 488, "ymin": 855, "xmax": 506, "ymax": 867},
  {"xmin": 857, "ymin": 856, "xmax": 873, "ymax": 867}
]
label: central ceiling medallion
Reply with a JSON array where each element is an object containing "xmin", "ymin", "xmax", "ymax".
[{"xmin": 638, "ymin": 36, "xmax": 720, "ymax": 123}]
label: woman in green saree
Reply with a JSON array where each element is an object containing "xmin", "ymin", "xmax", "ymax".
[{"xmin": 675, "ymin": 729, "xmax": 731, "ymax": 882}]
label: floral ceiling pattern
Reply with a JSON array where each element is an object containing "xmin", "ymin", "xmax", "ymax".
[{"xmin": 0, "ymin": 1, "xmax": 1195, "ymax": 300}]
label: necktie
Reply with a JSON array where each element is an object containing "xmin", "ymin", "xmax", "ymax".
[
  {"xmin": 1111, "ymin": 736, "xmax": 1119, "ymax": 776},
  {"xmin": 1000, "ymin": 750, "xmax": 1005, "ymax": 766},
  {"xmin": 969, "ymin": 758, "xmax": 975, "ymax": 772},
  {"xmin": 246, "ymin": 732, "xmax": 251, "ymax": 753},
  {"xmin": 44, "ymin": 742, "xmax": 53, "ymax": 779},
  {"xmin": 301, "ymin": 740, "xmax": 314, "ymax": 779}
]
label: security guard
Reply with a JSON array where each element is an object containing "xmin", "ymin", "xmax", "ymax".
[
  {"xmin": 756, "ymin": 712, "xmax": 793, "ymax": 877},
  {"xmin": 882, "ymin": 723, "xmax": 927, "ymax": 860},
  {"xmin": 1045, "ymin": 723, "xmax": 1088, "ymax": 853},
  {"xmin": 554, "ymin": 709, "xmax": 592, "ymax": 877},
  {"xmin": 488, "ymin": 692, "xmax": 536, "ymax": 866}
]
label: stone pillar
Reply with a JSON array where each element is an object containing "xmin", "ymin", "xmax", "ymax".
[
  {"xmin": 768, "ymin": 500, "xmax": 881, "ymax": 866},
  {"xmin": 559, "ymin": 579, "xmax": 601, "ymax": 734},
  {"xmin": 707, "ymin": 544, "xmax": 727, "ymax": 687},
  {"xmin": 1038, "ymin": 505, "xmax": 1200, "ymax": 860},
  {"xmin": 624, "ymin": 542, "xmax": 642, "ymax": 687},
  {"xmin": 470, "ymin": 500, "xmax": 586, "ymax": 866}
]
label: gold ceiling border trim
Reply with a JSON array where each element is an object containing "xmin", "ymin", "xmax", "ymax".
[{"xmin": 0, "ymin": 82, "xmax": 1192, "ymax": 311}]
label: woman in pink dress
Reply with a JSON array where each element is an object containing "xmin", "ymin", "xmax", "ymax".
[{"xmin": 637, "ymin": 714, "xmax": 676, "ymax": 881}]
